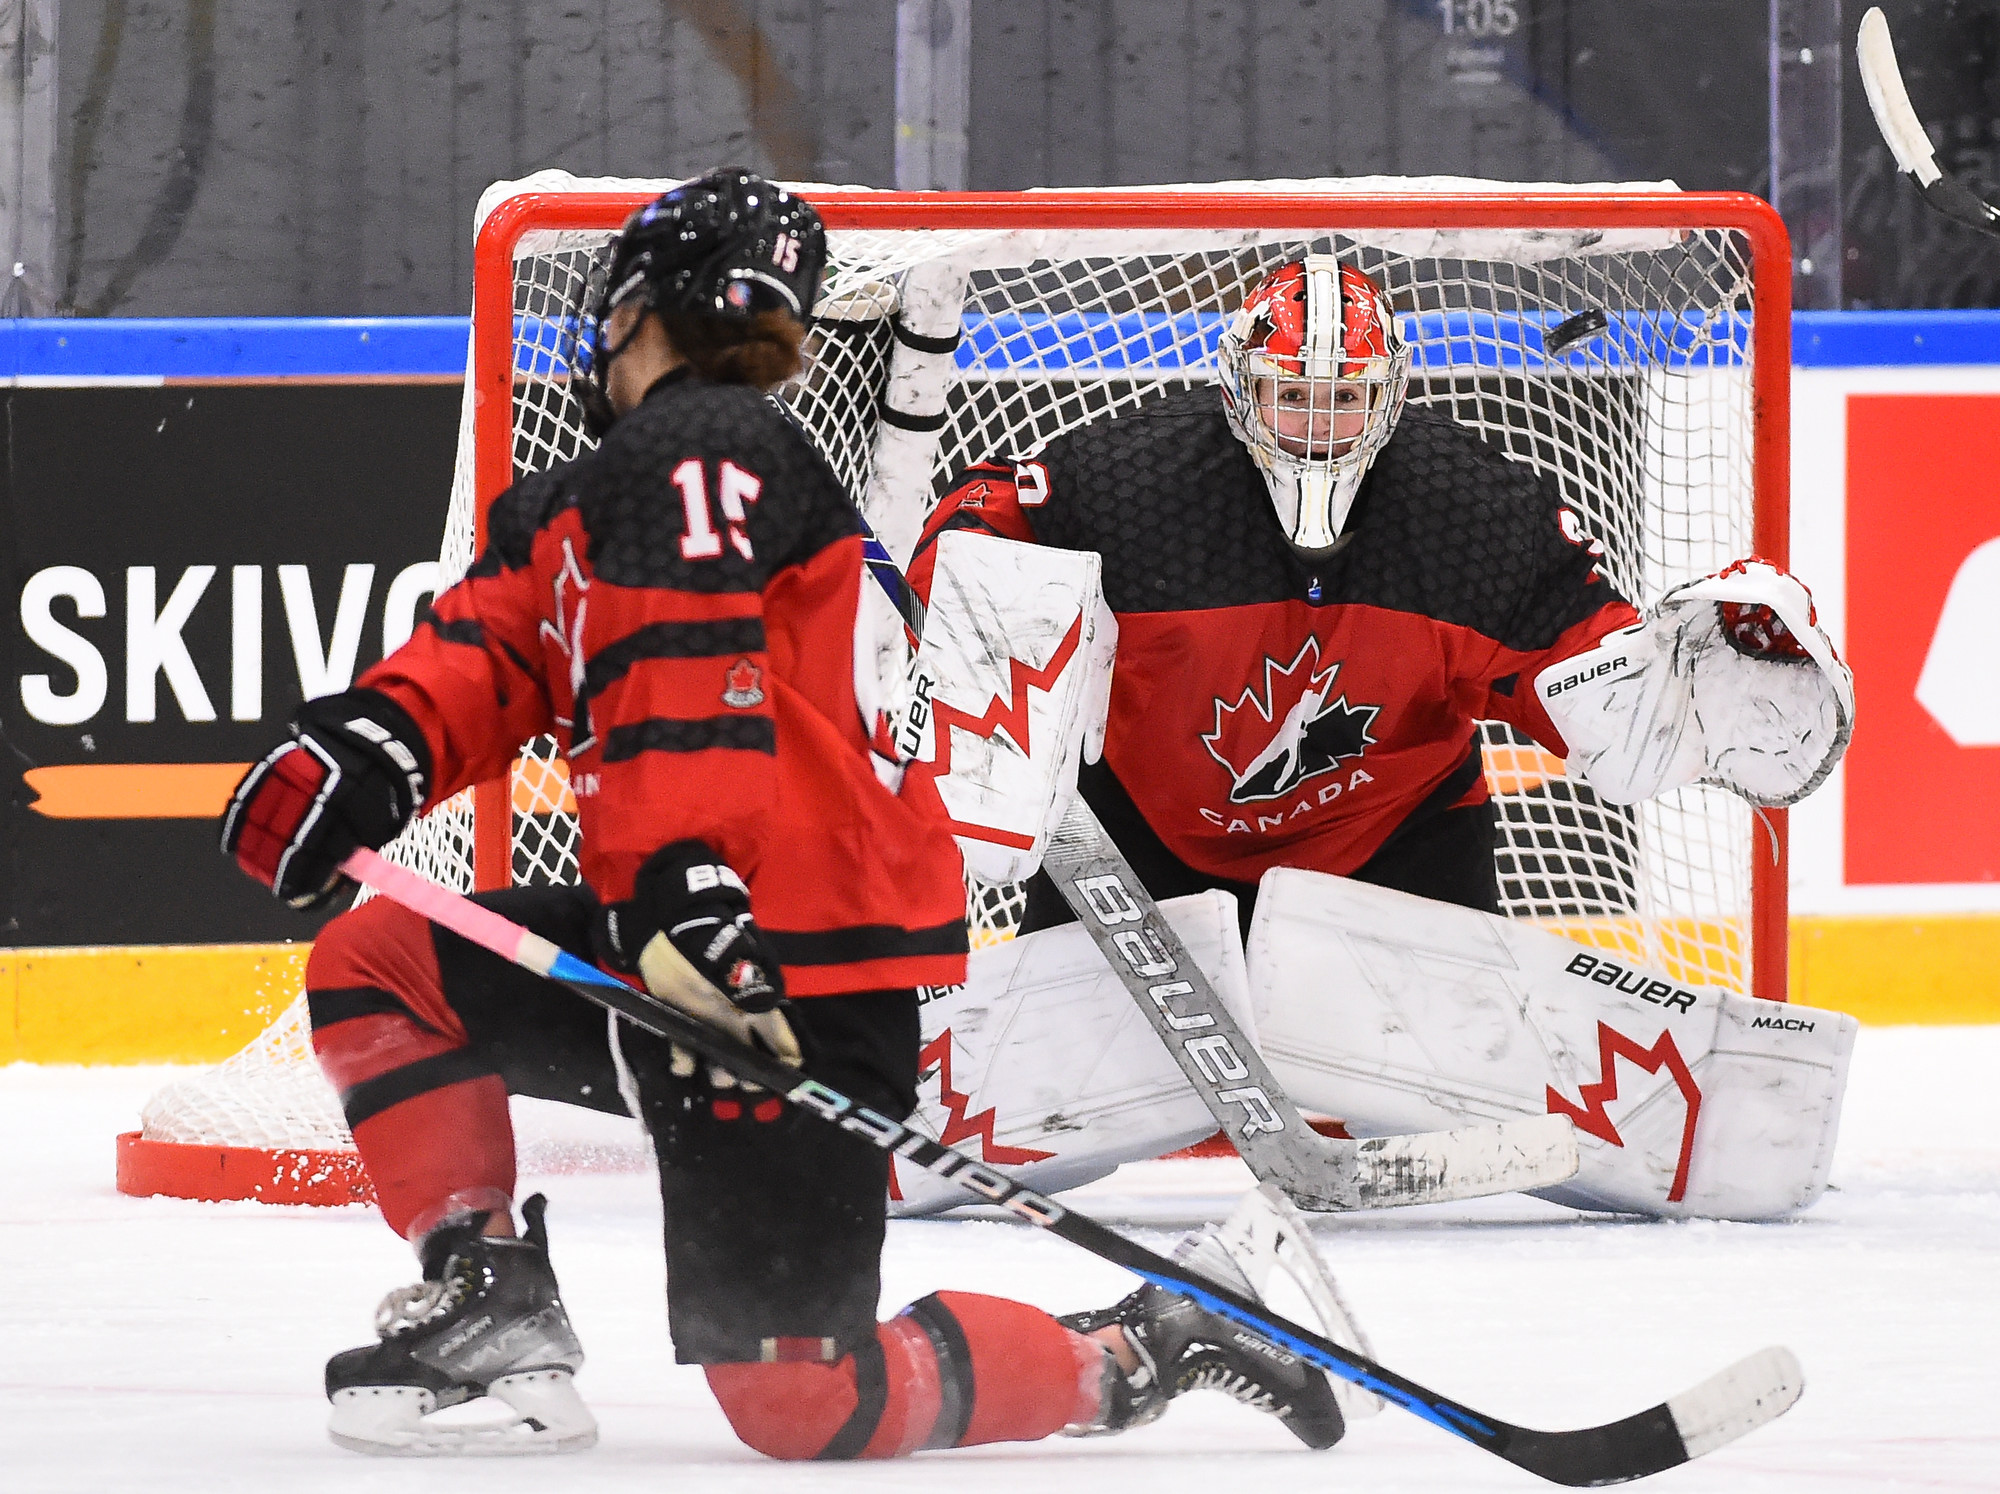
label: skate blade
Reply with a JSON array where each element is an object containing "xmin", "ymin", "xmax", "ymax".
[
  {"xmin": 328, "ymin": 1370, "xmax": 598, "ymax": 1456},
  {"xmin": 1214, "ymin": 1186, "xmax": 1383, "ymax": 1421}
]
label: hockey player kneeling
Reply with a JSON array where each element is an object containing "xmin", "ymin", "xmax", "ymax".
[
  {"xmin": 898, "ymin": 254, "xmax": 1856, "ymax": 1222},
  {"xmin": 221, "ymin": 172, "xmax": 1364, "ymax": 1459}
]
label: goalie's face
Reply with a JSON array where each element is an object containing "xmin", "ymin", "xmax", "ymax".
[
  {"xmin": 1219, "ymin": 257, "xmax": 1409, "ymax": 557},
  {"xmin": 1251, "ymin": 376, "xmax": 1372, "ymax": 459}
]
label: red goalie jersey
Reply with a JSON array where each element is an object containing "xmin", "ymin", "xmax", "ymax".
[
  {"xmin": 359, "ymin": 372, "xmax": 969, "ymax": 995},
  {"xmin": 908, "ymin": 391, "xmax": 1640, "ymax": 887}
]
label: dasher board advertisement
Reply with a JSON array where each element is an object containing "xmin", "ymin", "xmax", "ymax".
[
  {"xmin": 2, "ymin": 320, "xmax": 460, "ymax": 945},
  {"xmin": 1789, "ymin": 312, "xmax": 2000, "ymax": 916}
]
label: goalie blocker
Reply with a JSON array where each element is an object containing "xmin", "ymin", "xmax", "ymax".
[{"xmin": 893, "ymin": 530, "xmax": 1117, "ymax": 882}]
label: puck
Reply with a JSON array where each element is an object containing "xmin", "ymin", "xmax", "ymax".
[{"xmin": 1545, "ymin": 307, "xmax": 1610, "ymax": 357}]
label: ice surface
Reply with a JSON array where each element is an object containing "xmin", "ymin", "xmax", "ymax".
[{"xmin": 3, "ymin": 1027, "xmax": 1996, "ymax": 1491}]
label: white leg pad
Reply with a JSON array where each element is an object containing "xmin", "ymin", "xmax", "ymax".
[
  {"xmin": 1247, "ymin": 869, "xmax": 1855, "ymax": 1220},
  {"xmin": 891, "ymin": 890, "xmax": 1254, "ymax": 1215}
]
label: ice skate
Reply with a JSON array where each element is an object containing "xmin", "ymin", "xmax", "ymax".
[
  {"xmin": 324, "ymin": 1193, "xmax": 596, "ymax": 1455},
  {"xmin": 1060, "ymin": 1184, "xmax": 1374, "ymax": 1448}
]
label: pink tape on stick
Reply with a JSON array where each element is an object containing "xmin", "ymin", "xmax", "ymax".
[{"xmin": 341, "ymin": 847, "xmax": 622, "ymax": 990}]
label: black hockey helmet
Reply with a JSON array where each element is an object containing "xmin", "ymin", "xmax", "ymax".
[{"xmin": 569, "ymin": 169, "xmax": 827, "ymax": 436}]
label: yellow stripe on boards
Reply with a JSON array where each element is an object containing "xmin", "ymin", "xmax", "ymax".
[
  {"xmin": 1790, "ymin": 915, "xmax": 2000, "ymax": 1026},
  {"xmin": 2, "ymin": 915, "xmax": 1998, "ymax": 1064},
  {"xmin": 1, "ymin": 944, "xmax": 309, "ymax": 1064}
]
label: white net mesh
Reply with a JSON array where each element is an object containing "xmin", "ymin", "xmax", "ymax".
[{"xmin": 139, "ymin": 177, "xmax": 1772, "ymax": 1158}]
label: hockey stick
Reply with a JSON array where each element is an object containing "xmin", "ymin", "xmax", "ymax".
[
  {"xmin": 1040, "ymin": 795, "xmax": 1578, "ymax": 1209},
  {"xmin": 1858, "ymin": 7, "xmax": 2000, "ymax": 240},
  {"xmin": 868, "ymin": 530, "xmax": 1579, "ymax": 1211},
  {"xmin": 342, "ymin": 844, "xmax": 1802, "ymax": 1485}
]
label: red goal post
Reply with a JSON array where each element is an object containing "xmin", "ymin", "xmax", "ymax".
[{"xmin": 465, "ymin": 185, "xmax": 1792, "ymax": 1001}]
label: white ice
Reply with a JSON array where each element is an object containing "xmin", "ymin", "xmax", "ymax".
[{"xmin": 3, "ymin": 1026, "xmax": 1995, "ymax": 1492}]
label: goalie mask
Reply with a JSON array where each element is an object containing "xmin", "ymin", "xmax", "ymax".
[
  {"xmin": 567, "ymin": 168, "xmax": 827, "ymax": 438},
  {"xmin": 1219, "ymin": 257, "xmax": 1409, "ymax": 557}
]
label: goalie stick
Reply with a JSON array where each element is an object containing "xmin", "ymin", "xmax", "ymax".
[
  {"xmin": 343, "ymin": 845, "xmax": 1803, "ymax": 1486},
  {"xmin": 866, "ymin": 528, "xmax": 1579, "ymax": 1211},
  {"xmin": 1041, "ymin": 796, "xmax": 1577, "ymax": 1209},
  {"xmin": 1858, "ymin": 7, "xmax": 2000, "ymax": 241}
]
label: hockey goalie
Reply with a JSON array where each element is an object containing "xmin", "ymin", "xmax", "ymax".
[{"xmin": 891, "ymin": 253, "xmax": 1856, "ymax": 1222}]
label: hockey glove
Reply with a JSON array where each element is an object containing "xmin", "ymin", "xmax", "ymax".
[
  {"xmin": 1718, "ymin": 599, "xmax": 1814, "ymax": 661},
  {"xmin": 596, "ymin": 840, "xmax": 801, "ymax": 1090},
  {"xmin": 221, "ymin": 689, "xmax": 431, "ymax": 910}
]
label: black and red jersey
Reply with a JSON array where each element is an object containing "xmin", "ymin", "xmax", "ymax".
[
  {"xmin": 908, "ymin": 389, "xmax": 1638, "ymax": 886},
  {"xmin": 360, "ymin": 370, "xmax": 968, "ymax": 995}
]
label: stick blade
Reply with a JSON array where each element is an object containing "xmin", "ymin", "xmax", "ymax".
[
  {"xmin": 1667, "ymin": 1345, "xmax": 1804, "ymax": 1461},
  {"xmin": 1505, "ymin": 1345, "xmax": 1803, "ymax": 1487},
  {"xmin": 1858, "ymin": 8, "xmax": 1939, "ymax": 184},
  {"xmin": 1293, "ymin": 1113, "xmax": 1580, "ymax": 1211}
]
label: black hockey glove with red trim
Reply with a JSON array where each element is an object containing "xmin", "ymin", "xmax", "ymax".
[
  {"xmin": 595, "ymin": 840, "xmax": 800, "ymax": 1089},
  {"xmin": 221, "ymin": 689, "xmax": 431, "ymax": 910}
]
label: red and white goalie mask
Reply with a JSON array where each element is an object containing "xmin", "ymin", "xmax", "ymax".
[{"xmin": 1219, "ymin": 256, "xmax": 1409, "ymax": 556}]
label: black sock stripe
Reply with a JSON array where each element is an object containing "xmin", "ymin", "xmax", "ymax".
[
  {"xmin": 904, "ymin": 1294, "xmax": 977, "ymax": 1449},
  {"xmin": 308, "ymin": 985, "xmax": 435, "ymax": 1033},
  {"xmin": 816, "ymin": 1336, "xmax": 889, "ymax": 1461},
  {"xmin": 340, "ymin": 1049, "xmax": 500, "ymax": 1130}
]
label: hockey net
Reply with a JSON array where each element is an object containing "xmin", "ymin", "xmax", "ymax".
[{"xmin": 123, "ymin": 176, "xmax": 1790, "ymax": 1202}]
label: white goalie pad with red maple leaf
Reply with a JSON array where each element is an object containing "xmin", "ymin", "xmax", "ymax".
[
  {"xmin": 889, "ymin": 890, "xmax": 1253, "ymax": 1215},
  {"xmin": 898, "ymin": 532, "xmax": 1117, "ymax": 884},
  {"xmin": 1245, "ymin": 869, "xmax": 1855, "ymax": 1220}
]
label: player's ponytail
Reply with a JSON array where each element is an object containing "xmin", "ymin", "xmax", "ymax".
[{"xmin": 659, "ymin": 309, "xmax": 805, "ymax": 390}]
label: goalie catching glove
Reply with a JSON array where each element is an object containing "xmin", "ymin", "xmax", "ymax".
[
  {"xmin": 1536, "ymin": 558, "xmax": 1854, "ymax": 807},
  {"xmin": 595, "ymin": 841, "xmax": 802, "ymax": 1090},
  {"xmin": 221, "ymin": 689, "xmax": 430, "ymax": 909}
]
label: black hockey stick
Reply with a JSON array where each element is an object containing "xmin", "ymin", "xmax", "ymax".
[
  {"xmin": 345, "ymin": 845, "xmax": 1802, "ymax": 1486},
  {"xmin": 1858, "ymin": 7, "xmax": 2000, "ymax": 240}
]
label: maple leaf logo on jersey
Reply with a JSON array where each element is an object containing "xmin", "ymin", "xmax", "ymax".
[
  {"xmin": 721, "ymin": 658, "xmax": 765, "ymax": 708},
  {"xmin": 1202, "ymin": 638, "xmax": 1381, "ymax": 803}
]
